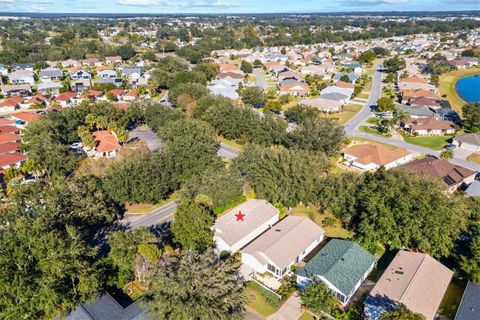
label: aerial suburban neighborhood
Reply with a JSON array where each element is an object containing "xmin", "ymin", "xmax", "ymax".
[{"xmin": 0, "ymin": 2, "xmax": 479, "ymax": 320}]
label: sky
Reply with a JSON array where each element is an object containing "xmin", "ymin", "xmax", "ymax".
[{"xmin": 1, "ymin": 0, "xmax": 479, "ymax": 14}]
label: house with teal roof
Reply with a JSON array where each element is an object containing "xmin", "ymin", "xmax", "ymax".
[{"xmin": 296, "ymin": 239, "xmax": 375, "ymax": 306}]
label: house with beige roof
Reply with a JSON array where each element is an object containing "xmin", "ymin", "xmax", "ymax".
[
  {"xmin": 364, "ymin": 251, "xmax": 453, "ymax": 320},
  {"xmin": 212, "ymin": 199, "xmax": 280, "ymax": 254},
  {"xmin": 279, "ymin": 82, "xmax": 310, "ymax": 97},
  {"xmin": 343, "ymin": 142, "xmax": 413, "ymax": 171},
  {"xmin": 241, "ymin": 216, "xmax": 325, "ymax": 279},
  {"xmin": 401, "ymin": 117, "xmax": 456, "ymax": 136}
]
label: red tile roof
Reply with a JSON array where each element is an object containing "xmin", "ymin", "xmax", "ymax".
[
  {"xmin": 0, "ymin": 126, "xmax": 19, "ymax": 134},
  {"xmin": 0, "ymin": 118, "xmax": 14, "ymax": 126},
  {"xmin": 0, "ymin": 142, "xmax": 19, "ymax": 154},
  {"xmin": 27, "ymin": 94, "xmax": 48, "ymax": 104},
  {"xmin": 108, "ymin": 89, "xmax": 125, "ymax": 97},
  {"xmin": 54, "ymin": 92, "xmax": 76, "ymax": 102},
  {"xmin": 0, "ymin": 133, "xmax": 21, "ymax": 144},
  {"xmin": 92, "ymin": 130, "xmax": 120, "ymax": 152},
  {"xmin": 0, "ymin": 152, "xmax": 26, "ymax": 168},
  {"xmin": 11, "ymin": 112, "xmax": 41, "ymax": 123},
  {"xmin": 124, "ymin": 89, "xmax": 138, "ymax": 97},
  {"xmin": 80, "ymin": 90, "xmax": 103, "ymax": 99}
]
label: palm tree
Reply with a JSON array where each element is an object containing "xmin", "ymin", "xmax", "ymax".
[
  {"xmin": 20, "ymin": 159, "xmax": 44, "ymax": 179},
  {"xmin": 440, "ymin": 149, "xmax": 454, "ymax": 160},
  {"xmin": 393, "ymin": 108, "xmax": 409, "ymax": 128}
]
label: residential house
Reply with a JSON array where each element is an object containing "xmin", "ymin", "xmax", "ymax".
[
  {"xmin": 343, "ymin": 142, "xmax": 413, "ymax": 171},
  {"xmin": 401, "ymin": 117, "xmax": 456, "ymax": 136},
  {"xmin": 62, "ymin": 292, "xmax": 146, "ymax": 320},
  {"xmin": 105, "ymin": 56, "xmax": 122, "ymax": 65},
  {"xmin": 121, "ymin": 67, "xmax": 142, "ymax": 83},
  {"xmin": 399, "ymin": 156, "xmax": 476, "ymax": 192},
  {"xmin": 0, "ymin": 97, "xmax": 23, "ymax": 112},
  {"xmin": 79, "ymin": 90, "xmax": 104, "ymax": 101},
  {"xmin": 399, "ymin": 105, "xmax": 437, "ymax": 119},
  {"xmin": 321, "ymin": 85, "xmax": 354, "ymax": 99},
  {"xmin": 333, "ymin": 73, "xmax": 359, "ymax": 83},
  {"xmin": 8, "ymin": 70, "xmax": 35, "ymax": 85},
  {"xmin": 319, "ymin": 92, "xmax": 351, "ymax": 105},
  {"xmin": 212, "ymin": 199, "xmax": 280, "ymax": 254},
  {"xmin": 1, "ymin": 84, "xmax": 32, "ymax": 97},
  {"xmin": 53, "ymin": 92, "xmax": 77, "ymax": 107},
  {"xmin": 0, "ymin": 64, "xmax": 8, "ymax": 76},
  {"xmin": 454, "ymin": 281, "xmax": 480, "ymax": 320},
  {"xmin": 0, "ymin": 133, "xmax": 21, "ymax": 145},
  {"xmin": 71, "ymin": 79, "xmax": 91, "ymax": 92},
  {"xmin": 464, "ymin": 180, "xmax": 480, "ymax": 197},
  {"xmin": 0, "ymin": 141, "xmax": 19, "ymax": 155},
  {"xmin": 401, "ymin": 89, "xmax": 441, "ymax": 104},
  {"xmin": 0, "ymin": 125, "xmax": 19, "ymax": 134},
  {"xmin": 364, "ymin": 251, "xmax": 453, "ymax": 320},
  {"xmin": 12, "ymin": 63, "xmax": 33, "ymax": 71},
  {"xmin": 208, "ymin": 79, "xmax": 240, "ymax": 100},
  {"xmin": 241, "ymin": 216, "xmax": 325, "ymax": 279},
  {"xmin": 218, "ymin": 63, "xmax": 244, "ymax": 75},
  {"xmin": 399, "ymin": 76, "xmax": 435, "ymax": 92},
  {"xmin": 86, "ymin": 130, "xmax": 121, "ymax": 159},
  {"xmin": 296, "ymin": 239, "xmax": 375, "ymax": 306},
  {"xmin": 37, "ymin": 82, "xmax": 62, "ymax": 96},
  {"xmin": 300, "ymin": 65, "xmax": 326, "ymax": 77},
  {"xmin": 11, "ymin": 112, "xmax": 41, "ymax": 128},
  {"xmin": 453, "ymin": 133, "xmax": 480, "ymax": 152},
  {"xmin": 98, "ymin": 69, "xmax": 117, "ymax": 79},
  {"xmin": 279, "ymin": 82, "xmax": 310, "ymax": 97},
  {"xmin": 299, "ymin": 97, "xmax": 344, "ymax": 113},
  {"xmin": 409, "ymin": 96, "xmax": 442, "ymax": 109},
  {"xmin": 39, "ymin": 68, "xmax": 63, "ymax": 81},
  {"xmin": 123, "ymin": 89, "xmax": 139, "ymax": 102},
  {"xmin": 70, "ymin": 69, "xmax": 92, "ymax": 80},
  {"xmin": 0, "ymin": 152, "xmax": 26, "ymax": 170},
  {"xmin": 26, "ymin": 94, "xmax": 48, "ymax": 108},
  {"xmin": 108, "ymin": 89, "xmax": 125, "ymax": 101}
]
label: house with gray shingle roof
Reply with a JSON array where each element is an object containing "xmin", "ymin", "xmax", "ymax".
[
  {"xmin": 455, "ymin": 281, "xmax": 480, "ymax": 320},
  {"xmin": 296, "ymin": 239, "xmax": 375, "ymax": 306},
  {"xmin": 453, "ymin": 133, "xmax": 480, "ymax": 152}
]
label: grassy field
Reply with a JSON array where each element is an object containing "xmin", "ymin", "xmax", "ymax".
[
  {"xmin": 291, "ymin": 205, "xmax": 353, "ymax": 239},
  {"xmin": 438, "ymin": 278, "xmax": 467, "ymax": 319},
  {"xmin": 320, "ymin": 104, "xmax": 363, "ymax": 124},
  {"xmin": 244, "ymin": 281, "xmax": 281, "ymax": 317},
  {"xmin": 358, "ymin": 125, "xmax": 384, "ymax": 136},
  {"xmin": 350, "ymin": 137, "xmax": 396, "ymax": 148},
  {"xmin": 298, "ymin": 312, "xmax": 315, "ymax": 320},
  {"xmin": 125, "ymin": 191, "xmax": 180, "ymax": 214},
  {"xmin": 218, "ymin": 136, "xmax": 244, "ymax": 150},
  {"xmin": 401, "ymin": 133, "xmax": 453, "ymax": 150},
  {"xmin": 467, "ymin": 153, "xmax": 480, "ymax": 164},
  {"xmin": 439, "ymin": 67, "xmax": 480, "ymax": 114}
]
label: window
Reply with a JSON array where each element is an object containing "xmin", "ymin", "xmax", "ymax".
[
  {"xmin": 268, "ymin": 264, "xmax": 276, "ymax": 273},
  {"xmin": 295, "ymin": 255, "xmax": 299, "ymax": 263}
]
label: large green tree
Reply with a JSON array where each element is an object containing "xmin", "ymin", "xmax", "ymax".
[
  {"xmin": 381, "ymin": 307, "xmax": 425, "ymax": 320},
  {"xmin": 299, "ymin": 281, "xmax": 338, "ymax": 314},
  {"xmin": 462, "ymin": 103, "xmax": 480, "ymax": 132},
  {"xmin": 143, "ymin": 249, "xmax": 244, "ymax": 320}
]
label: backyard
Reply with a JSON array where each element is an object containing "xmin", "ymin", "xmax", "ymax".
[
  {"xmin": 244, "ymin": 281, "xmax": 282, "ymax": 317},
  {"xmin": 438, "ymin": 67, "xmax": 480, "ymax": 114}
]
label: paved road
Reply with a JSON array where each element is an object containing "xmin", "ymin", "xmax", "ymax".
[
  {"xmin": 253, "ymin": 68, "xmax": 267, "ymax": 89},
  {"xmin": 344, "ymin": 62, "xmax": 383, "ymax": 135},
  {"xmin": 218, "ymin": 142, "xmax": 241, "ymax": 159},
  {"xmin": 123, "ymin": 201, "xmax": 177, "ymax": 228}
]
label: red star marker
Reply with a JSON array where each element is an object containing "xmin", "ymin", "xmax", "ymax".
[{"xmin": 235, "ymin": 211, "xmax": 246, "ymax": 222}]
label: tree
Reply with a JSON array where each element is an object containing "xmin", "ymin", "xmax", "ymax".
[
  {"xmin": 462, "ymin": 103, "xmax": 480, "ymax": 132},
  {"xmin": 460, "ymin": 237, "xmax": 480, "ymax": 283},
  {"xmin": 171, "ymin": 199, "xmax": 215, "ymax": 251},
  {"xmin": 381, "ymin": 307, "xmax": 425, "ymax": 320},
  {"xmin": 440, "ymin": 149, "xmax": 454, "ymax": 160},
  {"xmin": 377, "ymin": 96, "xmax": 395, "ymax": 112},
  {"xmin": 240, "ymin": 60, "xmax": 253, "ymax": 73},
  {"xmin": 384, "ymin": 56, "xmax": 406, "ymax": 73},
  {"xmin": 286, "ymin": 118, "xmax": 345, "ymax": 156},
  {"xmin": 0, "ymin": 177, "xmax": 121, "ymax": 319},
  {"xmin": 241, "ymin": 86, "xmax": 266, "ymax": 107},
  {"xmin": 264, "ymin": 99, "xmax": 282, "ymax": 113},
  {"xmin": 235, "ymin": 145, "xmax": 330, "ymax": 207},
  {"xmin": 107, "ymin": 228, "xmax": 159, "ymax": 287},
  {"xmin": 284, "ymin": 105, "xmax": 320, "ymax": 123},
  {"xmin": 143, "ymin": 249, "xmax": 244, "ymax": 320},
  {"xmin": 339, "ymin": 74, "xmax": 350, "ymax": 83},
  {"xmin": 299, "ymin": 281, "xmax": 338, "ymax": 314},
  {"xmin": 358, "ymin": 50, "xmax": 375, "ymax": 64}
]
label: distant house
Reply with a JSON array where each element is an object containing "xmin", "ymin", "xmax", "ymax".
[
  {"xmin": 26, "ymin": 94, "xmax": 48, "ymax": 108},
  {"xmin": 8, "ymin": 70, "xmax": 35, "ymax": 85},
  {"xmin": 213, "ymin": 199, "xmax": 280, "ymax": 254},
  {"xmin": 364, "ymin": 251, "xmax": 453, "ymax": 320},
  {"xmin": 121, "ymin": 67, "xmax": 142, "ymax": 82},
  {"xmin": 208, "ymin": 80, "xmax": 240, "ymax": 100},
  {"xmin": 333, "ymin": 73, "xmax": 359, "ymax": 83},
  {"xmin": 11, "ymin": 112, "xmax": 41, "ymax": 128},
  {"xmin": 0, "ymin": 97, "xmax": 23, "ymax": 112},
  {"xmin": 296, "ymin": 239, "xmax": 375, "ymax": 306},
  {"xmin": 321, "ymin": 85, "xmax": 354, "ymax": 99},
  {"xmin": 86, "ymin": 130, "xmax": 121, "ymax": 159},
  {"xmin": 241, "ymin": 216, "xmax": 325, "ymax": 279},
  {"xmin": 279, "ymin": 82, "xmax": 310, "ymax": 97},
  {"xmin": 40, "ymin": 68, "xmax": 63, "ymax": 81},
  {"xmin": 401, "ymin": 89, "xmax": 441, "ymax": 104},
  {"xmin": 70, "ymin": 69, "xmax": 92, "ymax": 80},
  {"xmin": 0, "ymin": 141, "xmax": 19, "ymax": 155},
  {"xmin": 218, "ymin": 63, "xmax": 243, "ymax": 75},
  {"xmin": 453, "ymin": 133, "xmax": 480, "ymax": 152},
  {"xmin": 1, "ymin": 84, "xmax": 32, "ymax": 97},
  {"xmin": 0, "ymin": 152, "xmax": 26, "ymax": 170},
  {"xmin": 399, "ymin": 75, "xmax": 435, "ymax": 92},
  {"xmin": 53, "ymin": 92, "xmax": 77, "ymax": 107},
  {"xmin": 98, "ymin": 69, "xmax": 117, "ymax": 79},
  {"xmin": 401, "ymin": 117, "xmax": 456, "ymax": 136},
  {"xmin": 454, "ymin": 281, "xmax": 480, "ymax": 320},
  {"xmin": 399, "ymin": 105, "xmax": 437, "ymax": 119},
  {"xmin": 108, "ymin": 89, "xmax": 125, "ymax": 101},
  {"xmin": 71, "ymin": 79, "xmax": 91, "ymax": 92},
  {"xmin": 123, "ymin": 89, "xmax": 139, "ymax": 101},
  {"xmin": 12, "ymin": 63, "xmax": 33, "ymax": 71},
  {"xmin": 37, "ymin": 82, "xmax": 62, "ymax": 96},
  {"xmin": 79, "ymin": 90, "xmax": 104, "ymax": 101},
  {"xmin": 105, "ymin": 56, "xmax": 122, "ymax": 65},
  {"xmin": 63, "ymin": 292, "xmax": 146, "ymax": 320},
  {"xmin": 464, "ymin": 180, "xmax": 480, "ymax": 197},
  {"xmin": 299, "ymin": 97, "xmax": 343, "ymax": 113},
  {"xmin": 343, "ymin": 142, "xmax": 413, "ymax": 171},
  {"xmin": 399, "ymin": 156, "xmax": 476, "ymax": 192},
  {"xmin": 0, "ymin": 64, "xmax": 8, "ymax": 76}
]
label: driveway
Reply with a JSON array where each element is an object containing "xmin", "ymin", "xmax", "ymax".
[
  {"xmin": 267, "ymin": 294, "xmax": 303, "ymax": 320},
  {"xmin": 128, "ymin": 126, "xmax": 162, "ymax": 151},
  {"xmin": 253, "ymin": 68, "xmax": 267, "ymax": 89},
  {"xmin": 218, "ymin": 143, "xmax": 241, "ymax": 159}
]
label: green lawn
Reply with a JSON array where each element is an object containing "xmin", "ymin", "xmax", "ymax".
[
  {"xmin": 401, "ymin": 133, "xmax": 453, "ymax": 150},
  {"xmin": 438, "ymin": 278, "xmax": 467, "ymax": 319},
  {"xmin": 291, "ymin": 205, "xmax": 353, "ymax": 239},
  {"xmin": 298, "ymin": 312, "xmax": 315, "ymax": 320},
  {"xmin": 439, "ymin": 67, "xmax": 480, "ymax": 114},
  {"xmin": 350, "ymin": 137, "xmax": 396, "ymax": 148},
  {"xmin": 125, "ymin": 191, "xmax": 180, "ymax": 214},
  {"xmin": 359, "ymin": 125, "xmax": 384, "ymax": 136},
  {"xmin": 467, "ymin": 153, "xmax": 480, "ymax": 164},
  {"xmin": 244, "ymin": 281, "xmax": 281, "ymax": 317},
  {"xmin": 218, "ymin": 136, "xmax": 244, "ymax": 150}
]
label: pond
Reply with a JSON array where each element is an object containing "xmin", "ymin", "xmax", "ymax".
[{"xmin": 456, "ymin": 74, "xmax": 480, "ymax": 103}]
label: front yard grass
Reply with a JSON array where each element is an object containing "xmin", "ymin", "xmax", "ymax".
[
  {"xmin": 467, "ymin": 153, "xmax": 480, "ymax": 164},
  {"xmin": 244, "ymin": 281, "xmax": 281, "ymax": 317},
  {"xmin": 125, "ymin": 191, "xmax": 180, "ymax": 214},
  {"xmin": 359, "ymin": 125, "xmax": 384, "ymax": 136},
  {"xmin": 291, "ymin": 205, "xmax": 353, "ymax": 239},
  {"xmin": 319, "ymin": 104, "xmax": 363, "ymax": 125},
  {"xmin": 298, "ymin": 312, "xmax": 315, "ymax": 320},
  {"xmin": 438, "ymin": 278, "xmax": 467, "ymax": 319},
  {"xmin": 401, "ymin": 133, "xmax": 453, "ymax": 150}
]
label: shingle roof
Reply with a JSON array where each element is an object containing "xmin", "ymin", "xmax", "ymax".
[
  {"xmin": 465, "ymin": 180, "xmax": 480, "ymax": 197},
  {"xmin": 455, "ymin": 281, "xmax": 480, "ymax": 320},
  {"xmin": 296, "ymin": 239, "xmax": 375, "ymax": 295},
  {"xmin": 455, "ymin": 133, "xmax": 480, "ymax": 147},
  {"xmin": 345, "ymin": 142, "xmax": 411, "ymax": 167}
]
